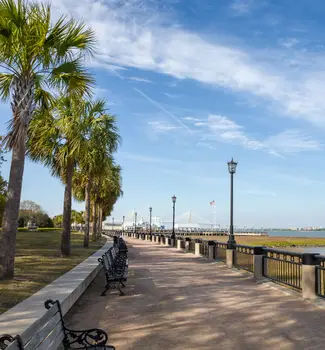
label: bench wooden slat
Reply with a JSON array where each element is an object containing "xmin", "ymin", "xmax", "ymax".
[
  {"xmin": 24, "ymin": 312, "xmax": 61, "ymax": 350},
  {"xmin": 35, "ymin": 321, "xmax": 65, "ymax": 350},
  {"xmin": 20, "ymin": 302, "xmax": 59, "ymax": 346},
  {"xmin": 6, "ymin": 339, "xmax": 21, "ymax": 350}
]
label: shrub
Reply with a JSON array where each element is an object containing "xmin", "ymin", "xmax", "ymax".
[{"xmin": 37, "ymin": 227, "xmax": 62, "ymax": 232}]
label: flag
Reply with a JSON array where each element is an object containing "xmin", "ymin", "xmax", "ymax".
[{"xmin": 210, "ymin": 200, "xmax": 215, "ymax": 206}]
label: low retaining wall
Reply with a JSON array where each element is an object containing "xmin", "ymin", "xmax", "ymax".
[{"xmin": 0, "ymin": 239, "xmax": 112, "ymax": 339}]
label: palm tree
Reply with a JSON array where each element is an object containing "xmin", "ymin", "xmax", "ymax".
[
  {"xmin": 29, "ymin": 98, "xmax": 119, "ymax": 254},
  {"xmin": 93, "ymin": 162, "xmax": 122, "ymax": 239},
  {"xmin": 28, "ymin": 96, "xmax": 89, "ymax": 255},
  {"xmin": 74, "ymin": 101, "xmax": 119, "ymax": 246},
  {"xmin": 0, "ymin": 0, "xmax": 95, "ymax": 278}
]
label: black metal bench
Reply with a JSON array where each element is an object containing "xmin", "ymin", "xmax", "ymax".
[
  {"xmin": 0, "ymin": 299, "xmax": 115, "ymax": 350},
  {"xmin": 98, "ymin": 238, "xmax": 128, "ymax": 297}
]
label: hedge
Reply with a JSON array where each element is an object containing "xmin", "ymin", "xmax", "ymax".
[{"xmin": 16, "ymin": 227, "xmax": 62, "ymax": 232}]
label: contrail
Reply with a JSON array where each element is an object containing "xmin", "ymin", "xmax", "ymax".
[
  {"xmin": 133, "ymin": 87, "xmax": 191, "ymax": 132},
  {"xmin": 106, "ymin": 66, "xmax": 191, "ymax": 132}
]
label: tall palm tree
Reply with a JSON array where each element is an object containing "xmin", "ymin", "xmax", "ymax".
[
  {"xmin": 75, "ymin": 101, "xmax": 119, "ymax": 246},
  {"xmin": 94, "ymin": 162, "xmax": 122, "ymax": 238},
  {"xmin": 28, "ymin": 96, "xmax": 90, "ymax": 255},
  {"xmin": 29, "ymin": 98, "xmax": 119, "ymax": 254},
  {"xmin": 0, "ymin": 0, "xmax": 95, "ymax": 278}
]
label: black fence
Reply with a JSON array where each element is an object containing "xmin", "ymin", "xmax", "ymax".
[
  {"xmin": 316, "ymin": 256, "xmax": 325, "ymax": 298},
  {"xmin": 263, "ymin": 249, "xmax": 302, "ymax": 291},
  {"xmin": 234, "ymin": 245, "xmax": 254, "ymax": 272},
  {"xmin": 188, "ymin": 240, "xmax": 195, "ymax": 252},
  {"xmin": 215, "ymin": 242, "xmax": 227, "ymax": 262}
]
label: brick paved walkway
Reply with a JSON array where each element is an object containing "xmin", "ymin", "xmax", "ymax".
[{"xmin": 65, "ymin": 238, "xmax": 325, "ymax": 350}]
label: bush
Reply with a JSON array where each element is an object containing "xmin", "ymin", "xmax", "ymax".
[
  {"xmin": 37, "ymin": 227, "xmax": 61, "ymax": 232},
  {"xmin": 16, "ymin": 227, "xmax": 62, "ymax": 233}
]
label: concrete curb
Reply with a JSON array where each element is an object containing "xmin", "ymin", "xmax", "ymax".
[{"xmin": 0, "ymin": 238, "xmax": 112, "ymax": 337}]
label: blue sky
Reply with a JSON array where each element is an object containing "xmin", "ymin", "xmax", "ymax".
[{"xmin": 2, "ymin": 0, "xmax": 325, "ymax": 228}]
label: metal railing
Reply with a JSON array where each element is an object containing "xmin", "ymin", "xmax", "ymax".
[
  {"xmin": 215, "ymin": 242, "xmax": 227, "ymax": 262},
  {"xmin": 316, "ymin": 256, "xmax": 325, "ymax": 298},
  {"xmin": 234, "ymin": 245, "xmax": 254, "ymax": 272},
  {"xmin": 263, "ymin": 249, "xmax": 302, "ymax": 291},
  {"xmin": 199, "ymin": 240, "xmax": 209, "ymax": 257},
  {"xmin": 188, "ymin": 240, "xmax": 195, "ymax": 252}
]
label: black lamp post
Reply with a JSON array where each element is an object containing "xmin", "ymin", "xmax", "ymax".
[
  {"xmin": 171, "ymin": 195, "xmax": 176, "ymax": 241},
  {"xmin": 134, "ymin": 212, "xmax": 137, "ymax": 234},
  {"xmin": 149, "ymin": 207, "xmax": 152, "ymax": 235},
  {"xmin": 122, "ymin": 215, "xmax": 125, "ymax": 233},
  {"xmin": 227, "ymin": 158, "xmax": 237, "ymax": 248}
]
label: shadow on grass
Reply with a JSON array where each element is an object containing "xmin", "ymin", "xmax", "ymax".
[{"xmin": 0, "ymin": 231, "xmax": 106, "ymax": 314}]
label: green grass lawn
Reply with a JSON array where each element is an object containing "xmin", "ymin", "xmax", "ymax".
[{"xmin": 0, "ymin": 231, "xmax": 106, "ymax": 314}]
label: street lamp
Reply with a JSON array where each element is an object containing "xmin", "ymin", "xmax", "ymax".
[
  {"xmin": 227, "ymin": 158, "xmax": 237, "ymax": 248},
  {"xmin": 171, "ymin": 195, "xmax": 176, "ymax": 241},
  {"xmin": 134, "ymin": 212, "xmax": 137, "ymax": 234},
  {"xmin": 149, "ymin": 207, "xmax": 152, "ymax": 235},
  {"xmin": 122, "ymin": 215, "xmax": 125, "ymax": 233}
]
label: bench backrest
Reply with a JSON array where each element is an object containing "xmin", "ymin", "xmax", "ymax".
[
  {"xmin": 106, "ymin": 251, "xmax": 114, "ymax": 267},
  {"xmin": 6, "ymin": 301, "xmax": 65, "ymax": 350},
  {"xmin": 102, "ymin": 253, "xmax": 110, "ymax": 270}
]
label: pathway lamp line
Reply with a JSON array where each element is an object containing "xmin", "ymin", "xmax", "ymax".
[
  {"xmin": 227, "ymin": 158, "xmax": 237, "ymax": 248},
  {"xmin": 134, "ymin": 212, "xmax": 137, "ymax": 234},
  {"xmin": 172, "ymin": 195, "xmax": 176, "ymax": 241}
]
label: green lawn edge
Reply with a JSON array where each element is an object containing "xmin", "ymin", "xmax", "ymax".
[{"xmin": 0, "ymin": 230, "xmax": 106, "ymax": 314}]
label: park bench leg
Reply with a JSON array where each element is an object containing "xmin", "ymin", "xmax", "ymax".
[
  {"xmin": 101, "ymin": 282, "xmax": 110, "ymax": 296},
  {"xmin": 117, "ymin": 282, "xmax": 125, "ymax": 296}
]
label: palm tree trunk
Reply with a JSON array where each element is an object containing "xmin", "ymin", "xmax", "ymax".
[
  {"xmin": 0, "ymin": 140, "xmax": 26, "ymax": 279},
  {"xmin": 91, "ymin": 201, "xmax": 97, "ymax": 241},
  {"xmin": 83, "ymin": 179, "xmax": 91, "ymax": 248},
  {"xmin": 97, "ymin": 205, "xmax": 102, "ymax": 239},
  {"xmin": 61, "ymin": 160, "xmax": 74, "ymax": 256}
]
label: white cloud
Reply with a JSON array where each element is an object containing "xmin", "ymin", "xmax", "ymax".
[
  {"xmin": 183, "ymin": 114, "xmax": 321, "ymax": 155},
  {"xmin": 264, "ymin": 130, "xmax": 322, "ymax": 153},
  {"xmin": 279, "ymin": 38, "xmax": 299, "ymax": 49},
  {"xmin": 148, "ymin": 121, "xmax": 180, "ymax": 132},
  {"xmin": 230, "ymin": 0, "xmax": 255, "ymax": 15},
  {"xmin": 47, "ymin": 0, "xmax": 325, "ymax": 126},
  {"xmin": 128, "ymin": 76, "xmax": 152, "ymax": 83}
]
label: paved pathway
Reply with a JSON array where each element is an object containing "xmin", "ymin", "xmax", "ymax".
[{"xmin": 65, "ymin": 238, "xmax": 325, "ymax": 350}]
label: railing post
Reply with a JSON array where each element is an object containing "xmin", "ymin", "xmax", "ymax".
[
  {"xmin": 302, "ymin": 253, "xmax": 319, "ymax": 299},
  {"xmin": 160, "ymin": 235, "xmax": 165, "ymax": 245},
  {"xmin": 195, "ymin": 239, "xmax": 201, "ymax": 256},
  {"xmin": 176, "ymin": 238, "xmax": 183, "ymax": 250},
  {"xmin": 226, "ymin": 248, "xmax": 234, "ymax": 268},
  {"xmin": 208, "ymin": 241, "xmax": 216, "ymax": 260},
  {"xmin": 253, "ymin": 246, "xmax": 265, "ymax": 280}
]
